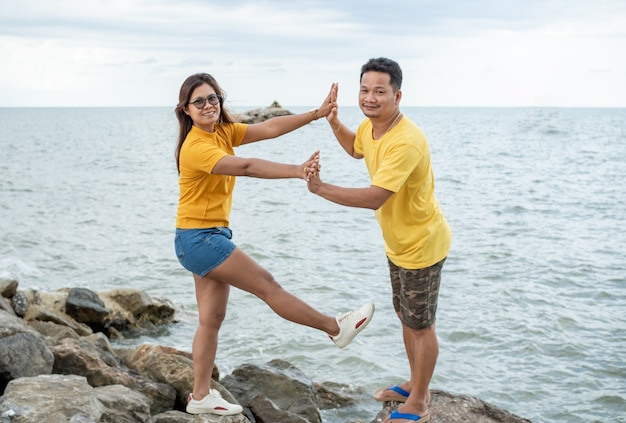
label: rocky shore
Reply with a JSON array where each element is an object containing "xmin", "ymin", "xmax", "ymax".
[{"xmin": 0, "ymin": 278, "xmax": 532, "ymax": 423}]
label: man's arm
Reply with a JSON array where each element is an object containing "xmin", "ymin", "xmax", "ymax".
[
  {"xmin": 330, "ymin": 120, "xmax": 363, "ymax": 159},
  {"xmin": 325, "ymin": 89, "xmax": 363, "ymax": 159},
  {"xmin": 307, "ymin": 175, "xmax": 393, "ymax": 210}
]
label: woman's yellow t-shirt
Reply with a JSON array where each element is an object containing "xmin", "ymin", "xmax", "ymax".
[
  {"xmin": 176, "ymin": 123, "xmax": 247, "ymax": 229},
  {"xmin": 354, "ymin": 117, "xmax": 451, "ymax": 269}
]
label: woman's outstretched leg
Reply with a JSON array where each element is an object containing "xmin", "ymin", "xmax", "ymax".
[{"xmin": 209, "ymin": 247, "xmax": 374, "ymax": 347}]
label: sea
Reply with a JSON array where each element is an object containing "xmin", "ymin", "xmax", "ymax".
[{"xmin": 0, "ymin": 106, "xmax": 624, "ymax": 423}]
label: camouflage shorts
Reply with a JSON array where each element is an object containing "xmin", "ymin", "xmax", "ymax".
[{"xmin": 388, "ymin": 257, "xmax": 446, "ymax": 331}]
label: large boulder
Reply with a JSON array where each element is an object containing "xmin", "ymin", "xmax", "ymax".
[
  {"xmin": 100, "ymin": 288, "xmax": 176, "ymax": 328},
  {"xmin": 28, "ymin": 319, "xmax": 81, "ymax": 342},
  {"xmin": 373, "ymin": 389, "xmax": 532, "ymax": 423},
  {"xmin": 49, "ymin": 337, "xmax": 177, "ymax": 415},
  {"xmin": 65, "ymin": 287, "xmax": 109, "ymax": 327},
  {"xmin": 151, "ymin": 410, "xmax": 194, "ymax": 423},
  {"xmin": 94, "ymin": 384, "xmax": 152, "ymax": 423},
  {"xmin": 123, "ymin": 343, "xmax": 195, "ymax": 406},
  {"xmin": 0, "ymin": 311, "xmax": 54, "ymax": 393},
  {"xmin": 222, "ymin": 359, "xmax": 321, "ymax": 423},
  {"xmin": 0, "ymin": 374, "xmax": 152, "ymax": 423}
]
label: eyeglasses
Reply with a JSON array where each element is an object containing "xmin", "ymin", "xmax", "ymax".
[{"xmin": 189, "ymin": 94, "xmax": 221, "ymax": 109}]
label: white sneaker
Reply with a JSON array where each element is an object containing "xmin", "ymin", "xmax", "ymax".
[
  {"xmin": 186, "ymin": 390, "xmax": 243, "ymax": 415},
  {"xmin": 329, "ymin": 302, "xmax": 375, "ymax": 348}
]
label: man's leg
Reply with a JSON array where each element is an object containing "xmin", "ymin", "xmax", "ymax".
[
  {"xmin": 383, "ymin": 258, "xmax": 445, "ymax": 422},
  {"xmin": 403, "ymin": 323, "xmax": 438, "ymax": 417}
]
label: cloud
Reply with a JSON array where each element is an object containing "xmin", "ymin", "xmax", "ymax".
[{"xmin": 0, "ymin": 0, "xmax": 625, "ymax": 107}]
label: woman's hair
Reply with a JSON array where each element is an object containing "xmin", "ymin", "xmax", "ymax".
[{"xmin": 174, "ymin": 73, "xmax": 236, "ymax": 173}]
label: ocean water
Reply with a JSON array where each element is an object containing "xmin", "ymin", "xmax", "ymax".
[{"xmin": 1, "ymin": 106, "xmax": 624, "ymax": 423}]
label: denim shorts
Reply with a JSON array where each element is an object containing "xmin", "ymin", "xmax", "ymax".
[{"xmin": 174, "ymin": 227, "xmax": 236, "ymax": 277}]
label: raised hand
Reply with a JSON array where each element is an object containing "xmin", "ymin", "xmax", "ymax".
[{"xmin": 316, "ymin": 83, "xmax": 338, "ymax": 119}]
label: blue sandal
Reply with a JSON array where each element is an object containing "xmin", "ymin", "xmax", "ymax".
[
  {"xmin": 373, "ymin": 385, "xmax": 410, "ymax": 402},
  {"xmin": 389, "ymin": 410, "xmax": 430, "ymax": 422}
]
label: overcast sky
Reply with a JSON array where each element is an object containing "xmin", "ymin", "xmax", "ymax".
[{"xmin": 1, "ymin": 0, "xmax": 625, "ymax": 108}]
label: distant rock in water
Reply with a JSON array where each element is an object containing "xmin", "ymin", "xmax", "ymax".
[{"xmin": 233, "ymin": 101, "xmax": 293, "ymax": 124}]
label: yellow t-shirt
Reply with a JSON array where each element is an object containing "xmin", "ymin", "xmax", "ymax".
[
  {"xmin": 354, "ymin": 116, "xmax": 452, "ymax": 269},
  {"xmin": 176, "ymin": 123, "xmax": 248, "ymax": 228}
]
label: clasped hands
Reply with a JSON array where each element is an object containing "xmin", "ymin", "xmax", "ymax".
[{"xmin": 301, "ymin": 151, "xmax": 323, "ymax": 193}]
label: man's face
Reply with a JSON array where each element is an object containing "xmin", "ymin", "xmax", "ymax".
[{"xmin": 359, "ymin": 71, "xmax": 400, "ymax": 119}]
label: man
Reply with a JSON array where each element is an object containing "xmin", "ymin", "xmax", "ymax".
[{"xmin": 307, "ymin": 57, "xmax": 451, "ymax": 423}]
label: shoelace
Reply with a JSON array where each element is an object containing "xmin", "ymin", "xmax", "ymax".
[
  {"xmin": 337, "ymin": 310, "xmax": 357, "ymax": 323},
  {"xmin": 188, "ymin": 390, "xmax": 224, "ymax": 403}
]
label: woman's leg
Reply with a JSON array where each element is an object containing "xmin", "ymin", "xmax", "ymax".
[
  {"xmin": 208, "ymin": 247, "xmax": 340, "ymax": 335},
  {"xmin": 191, "ymin": 272, "xmax": 229, "ymax": 400}
]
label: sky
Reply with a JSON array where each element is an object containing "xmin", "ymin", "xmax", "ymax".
[{"xmin": 1, "ymin": 0, "xmax": 625, "ymax": 108}]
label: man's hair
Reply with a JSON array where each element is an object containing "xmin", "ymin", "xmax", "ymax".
[{"xmin": 360, "ymin": 57, "xmax": 403, "ymax": 91}]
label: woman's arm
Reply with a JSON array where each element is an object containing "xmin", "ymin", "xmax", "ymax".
[
  {"xmin": 212, "ymin": 151, "xmax": 320, "ymax": 180},
  {"xmin": 241, "ymin": 83, "xmax": 338, "ymax": 145}
]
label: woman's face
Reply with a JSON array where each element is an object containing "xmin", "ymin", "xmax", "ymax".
[{"xmin": 185, "ymin": 82, "xmax": 221, "ymax": 132}]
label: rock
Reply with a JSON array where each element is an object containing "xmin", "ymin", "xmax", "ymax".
[
  {"xmin": 49, "ymin": 337, "xmax": 177, "ymax": 415},
  {"xmin": 246, "ymin": 392, "xmax": 309, "ymax": 423},
  {"xmin": 0, "ymin": 296, "xmax": 15, "ymax": 315},
  {"xmin": 25, "ymin": 307, "xmax": 93, "ymax": 336},
  {"xmin": 10, "ymin": 291, "xmax": 29, "ymax": 317},
  {"xmin": 124, "ymin": 343, "xmax": 195, "ymax": 406},
  {"xmin": 0, "ymin": 286, "xmax": 534, "ymax": 423},
  {"xmin": 0, "ymin": 278, "xmax": 18, "ymax": 298},
  {"xmin": 28, "ymin": 319, "xmax": 81, "ymax": 342},
  {"xmin": 0, "ymin": 374, "xmax": 152, "ymax": 422},
  {"xmin": 65, "ymin": 287, "xmax": 109, "ymax": 327},
  {"xmin": 152, "ymin": 410, "xmax": 194, "ymax": 423},
  {"xmin": 101, "ymin": 288, "xmax": 153, "ymax": 315},
  {"xmin": 153, "ymin": 411, "xmax": 251, "ymax": 423},
  {"xmin": 189, "ymin": 414, "xmax": 250, "ymax": 423},
  {"xmin": 83, "ymin": 331, "xmax": 119, "ymax": 358},
  {"xmin": 50, "ymin": 337, "xmax": 134, "ymax": 386},
  {"xmin": 0, "ymin": 311, "xmax": 54, "ymax": 393},
  {"xmin": 4, "ymin": 287, "xmax": 177, "ymax": 339},
  {"xmin": 233, "ymin": 102, "xmax": 293, "ymax": 124},
  {"xmin": 100, "ymin": 288, "xmax": 176, "ymax": 326},
  {"xmin": 222, "ymin": 358, "xmax": 321, "ymax": 423},
  {"xmin": 94, "ymin": 384, "xmax": 152, "ymax": 423},
  {"xmin": 315, "ymin": 381, "xmax": 366, "ymax": 409},
  {"xmin": 149, "ymin": 295, "xmax": 177, "ymax": 323},
  {"xmin": 372, "ymin": 390, "xmax": 532, "ymax": 423}
]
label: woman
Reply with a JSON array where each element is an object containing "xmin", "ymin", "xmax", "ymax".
[{"xmin": 174, "ymin": 73, "xmax": 375, "ymax": 416}]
